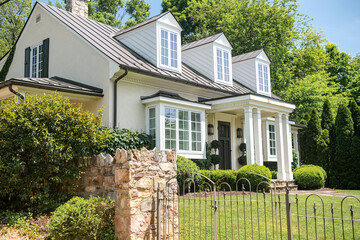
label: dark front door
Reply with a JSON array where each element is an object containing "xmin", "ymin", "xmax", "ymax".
[{"xmin": 218, "ymin": 121, "xmax": 231, "ymax": 169}]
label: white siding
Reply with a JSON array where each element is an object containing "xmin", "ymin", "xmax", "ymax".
[
  {"xmin": 232, "ymin": 59, "xmax": 257, "ymax": 91},
  {"xmin": 182, "ymin": 44, "xmax": 215, "ymax": 81},
  {"xmin": 116, "ymin": 23, "xmax": 157, "ymax": 66}
]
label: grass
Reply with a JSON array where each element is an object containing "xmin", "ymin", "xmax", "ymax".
[
  {"xmin": 177, "ymin": 192, "xmax": 360, "ymax": 240},
  {"xmin": 336, "ymin": 189, "xmax": 360, "ymax": 196}
]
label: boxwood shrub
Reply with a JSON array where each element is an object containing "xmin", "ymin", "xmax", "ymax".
[
  {"xmin": 177, "ymin": 155, "xmax": 202, "ymax": 194},
  {"xmin": 49, "ymin": 196, "xmax": 115, "ymax": 240},
  {"xmin": 237, "ymin": 164, "xmax": 272, "ymax": 191},
  {"xmin": 293, "ymin": 165, "xmax": 325, "ymax": 189},
  {"xmin": 200, "ymin": 170, "xmax": 237, "ymax": 191},
  {"xmin": 294, "ymin": 164, "xmax": 327, "ymax": 183}
]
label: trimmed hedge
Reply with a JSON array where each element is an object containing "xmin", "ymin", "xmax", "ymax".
[
  {"xmin": 293, "ymin": 165, "xmax": 325, "ymax": 189},
  {"xmin": 177, "ymin": 155, "xmax": 201, "ymax": 194},
  {"xmin": 271, "ymin": 171, "xmax": 277, "ymax": 179},
  {"xmin": 238, "ymin": 164, "xmax": 272, "ymax": 191},
  {"xmin": 294, "ymin": 164, "xmax": 327, "ymax": 182},
  {"xmin": 200, "ymin": 170, "xmax": 237, "ymax": 191},
  {"xmin": 49, "ymin": 196, "xmax": 115, "ymax": 240}
]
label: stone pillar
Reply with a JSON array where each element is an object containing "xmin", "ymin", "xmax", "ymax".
[
  {"xmin": 282, "ymin": 114, "xmax": 293, "ymax": 180},
  {"xmin": 275, "ymin": 113, "xmax": 286, "ymax": 181},
  {"xmin": 114, "ymin": 148, "xmax": 178, "ymax": 240},
  {"xmin": 66, "ymin": 0, "xmax": 88, "ymax": 18},
  {"xmin": 253, "ymin": 108, "xmax": 263, "ymax": 165},
  {"xmin": 244, "ymin": 108, "xmax": 255, "ymax": 165}
]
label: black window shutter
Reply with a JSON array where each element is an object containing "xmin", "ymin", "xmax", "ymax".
[
  {"xmin": 24, "ymin": 47, "xmax": 30, "ymax": 77},
  {"xmin": 42, "ymin": 38, "xmax": 49, "ymax": 78}
]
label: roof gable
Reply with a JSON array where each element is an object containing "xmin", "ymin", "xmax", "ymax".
[
  {"xmin": 182, "ymin": 33, "xmax": 232, "ymax": 51},
  {"xmin": 232, "ymin": 49, "xmax": 270, "ymax": 63}
]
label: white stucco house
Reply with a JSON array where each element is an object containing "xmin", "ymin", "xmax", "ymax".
[{"xmin": 0, "ymin": 0, "xmax": 303, "ymax": 180}]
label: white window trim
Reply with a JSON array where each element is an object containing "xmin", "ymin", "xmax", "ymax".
[
  {"xmin": 256, "ymin": 61, "xmax": 271, "ymax": 95},
  {"xmin": 145, "ymin": 102, "xmax": 206, "ymax": 159},
  {"xmin": 213, "ymin": 45, "xmax": 232, "ymax": 86},
  {"xmin": 158, "ymin": 27, "xmax": 181, "ymax": 72},
  {"xmin": 29, "ymin": 42, "xmax": 43, "ymax": 78},
  {"xmin": 266, "ymin": 121, "xmax": 277, "ymax": 161}
]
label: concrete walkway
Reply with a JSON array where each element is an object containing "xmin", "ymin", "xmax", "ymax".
[{"xmin": 289, "ymin": 188, "xmax": 360, "ymax": 198}]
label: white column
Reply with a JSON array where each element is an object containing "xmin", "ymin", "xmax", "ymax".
[
  {"xmin": 244, "ymin": 108, "xmax": 255, "ymax": 165},
  {"xmin": 283, "ymin": 114, "xmax": 293, "ymax": 180},
  {"xmin": 275, "ymin": 113, "xmax": 286, "ymax": 180},
  {"xmin": 253, "ymin": 108, "xmax": 263, "ymax": 165}
]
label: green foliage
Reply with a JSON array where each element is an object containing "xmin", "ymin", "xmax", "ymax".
[
  {"xmin": 200, "ymin": 170, "xmax": 237, "ymax": 191},
  {"xmin": 239, "ymin": 143, "xmax": 246, "ymax": 152},
  {"xmin": 293, "ymin": 165, "xmax": 325, "ymax": 190},
  {"xmin": 263, "ymin": 162, "xmax": 277, "ymax": 171},
  {"xmin": 0, "ymin": 0, "xmax": 31, "ymax": 56},
  {"xmin": 292, "ymin": 150, "xmax": 299, "ymax": 170},
  {"xmin": 191, "ymin": 158, "xmax": 212, "ymax": 170},
  {"xmin": 271, "ymin": 171, "xmax": 277, "ymax": 180},
  {"xmin": 318, "ymin": 99, "xmax": 334, "ymax": 173},
  {"xmin": 329, "ymin": 103, "xmax": 354, "ymax": 188},
  {"xmin": 177, "ymin": 155, "xmax": 201, "ymax": 194},
  {"xmin": 0, "ymin": 94, "xmax": 107, "ymax": 212},
  {"xmin": 237, "ymin": 164, "xmax": 272, "ymax": 191},
  {"xmin": 210, "ymin": 140, "xmax": 221, "ymax": 149},
  {"xmin": 100, "ymin": 128, "xmax": 153, "ymax": 155},
  {"xmin": 0, "ymin": 46, "xmax": 15, "ymax": 81},
  {"xmin": 349, "ymin": 135, "xmax": 360, "ymax": 189},
  {"xmin": 300, "ymin": 108, "xmax": 322, "ymax": 165},
  {"xmin": 238, "ymin": 155, "xmax": 247, "ymax": 166},
  {"xmin": 321, "ymin": 99, "xmax": 335, "ymax": 131},
  {"xmin": 49, "ymin": 196, "xmax": 116, "ymax": 240},
  {"xmin": 295, "ymin": 164, "xmax": 327, "ymax": 183},
  {"xmin": 349, "ymin": 100, "xmax": 360, "ymax": 136},
  {"xmin": 88, "ymin": 0, "xmax": 150, "ymax": 28},
  {"xmin": 0, "ymin": 211, "xmax": 41, "ymax": 238},
  {"xmin": 210, "ymin": 154, "xmax": 221, "ymax": 165}
]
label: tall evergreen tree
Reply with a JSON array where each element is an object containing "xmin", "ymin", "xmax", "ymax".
[
  {"xmin": 300, "ymin": 108, "xmax": 322, "ymax": 165},
  {"xmin": 329, "ymin": 103, "xmax": 354, "ymax": 188},
  {"xmin": 349, "ymin": 100, "xmax": 360, "ymax": 136},
  {"xmin": 319, "ymin": 99, "xmax": 334, "ymax": 173}
]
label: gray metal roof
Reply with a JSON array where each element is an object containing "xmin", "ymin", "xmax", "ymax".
[
  {"xmin": 182, "ymin": 33, "xmax": 224, "ymax": 51},
  {"xmin": 113, "ymin": 11, "xmax": 170, "ymax": 37},
  {"xmin": 37, "ymin": 2, "xmax": 255, "ymax": 96},
  {"xmin": 232, "ymin": 49, "xmax": 264, "ymax": 63},
  {"xmin": 0, "ymin": 76, "xmax": 103, "ymax": 96}
]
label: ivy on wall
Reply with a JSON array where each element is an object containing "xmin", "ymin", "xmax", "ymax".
[{"xmin": 0, "ymin": 46, "xmax": 16, "ymax": 82}]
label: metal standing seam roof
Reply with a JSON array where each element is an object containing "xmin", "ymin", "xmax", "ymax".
[
  {"xmin": 0, "ymin": 76, "xmax": 104, "ymax": 96},
  {"xmin": 37, "ymin": 2, "xmax": 256, "ymax": 96},
  {"xmin": 232, "ymin": 49, "xmax": 264, "ymax": 63},
  {"xmin": 181, "ymin": 33, "xmax": 224, "ymax": 51}
]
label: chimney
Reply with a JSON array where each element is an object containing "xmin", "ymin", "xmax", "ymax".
[{"xmin": 66, "ymin": 0, "xmax": 88, "ymax": 18}]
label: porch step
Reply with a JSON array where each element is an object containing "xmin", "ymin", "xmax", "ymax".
[{"xmin": 273, "ymin": 180, "xmax": 298, "ymax": 191}]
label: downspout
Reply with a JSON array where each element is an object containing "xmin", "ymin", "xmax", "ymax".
[
  {"xmin": 8, "ymin": 84, "xmax": 24, "ymax": 100},
  {"xmin": 113, "ymin": 67, "xmax": 128, "ymax": 128}
]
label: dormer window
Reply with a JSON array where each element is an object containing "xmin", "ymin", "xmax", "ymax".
[
  {"xmin": 258, "ymin": 63, "xmax": 269, "ymax": 93},
  {"xmin": 216, "ymin": 48, "xmax": 230, "ymax": 82},
  {"xmin": 160, "ymin": 29, "xmax": 178, "ymax": 69}
]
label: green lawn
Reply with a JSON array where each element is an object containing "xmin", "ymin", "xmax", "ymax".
[
  {"xmin": 336, "ymin": 189, "xmax": 360, "ymax": 196},
  {"xmin": 177, "ymin": 192, "xmax": 360, "ymax": 240}
]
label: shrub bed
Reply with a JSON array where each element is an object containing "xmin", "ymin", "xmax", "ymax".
[
  {"xmin": 293, "ymin": 165, "xmax": 325, "ymax": 189},
  {"xmin": 49, "ymin": 196, "xmax": 115, "ymax": 240},
  {"xmin": 200, "ymin": 170, "xmax": 237, "ymax": 191},
  {"xmin": 177, "ymin": 155, "xmax": 201, "ymax": 194},
  {"xmin": 237, "ymin": 164, "xmax": 272, "ymax": 191}
]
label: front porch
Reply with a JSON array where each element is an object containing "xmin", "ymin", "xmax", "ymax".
[{"xmin": 203, "ymin": 94, "xmax": 296, "ymax": 180}]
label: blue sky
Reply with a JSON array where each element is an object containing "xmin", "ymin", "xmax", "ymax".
[{"xmin": 145, "ymin": 0, "xmax": 360, "ymax": 57}]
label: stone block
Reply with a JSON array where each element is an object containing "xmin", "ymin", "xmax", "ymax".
[
  {"xmin": 105, "ymin": 153, "xmax": 114, "ymax": 165},
  {"xmin": 115, "ymin": 168, "xmax": 131, "ymax": 183},
  {"xmin": 136, "ymin": 177, "xmax": 153, "ymax": 190},
  {"xmin": 140, "ymin": 197, "xmax": 155, "ymax": 212},
  {"xmin": 130, "ymin": 214, "xmax": 150, "ymax": 233},
  {"xmin": 96, "ymin": 153, "xmax": 105, "ymax": 167},
  {"xmin": 159, "ymin": 162, "xmax": 172, "ymax": 172}
]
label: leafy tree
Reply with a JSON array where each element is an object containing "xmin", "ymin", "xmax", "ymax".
[
  {"xmin": 300, "ymin": 108, "xmax": 322, "ymax": 165},
  {"xmin": 349, "ymin": 135, "xmax": 360, "ymax": 189},
  {"xmin": 321, "ymin": 99, "xmax": 334, "ymax": 131},
  {"xmin": 0, "ymin": 0, "xmax": 32, "ymax": 56},
  {"xmin": 88, "ymin": 0, "xmax": 150, "ymax": 28},
  {"xmin": 329, "ymin": 103, "xmax": 354, "ymax": 188},
  {"xmin": 0, "ymin": 94, "xmax": 107, "ymax": 211}
]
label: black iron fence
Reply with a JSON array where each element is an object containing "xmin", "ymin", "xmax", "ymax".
[{"xmin": 157, "ymin": 173, "xmax": 360, "ymax": 240}]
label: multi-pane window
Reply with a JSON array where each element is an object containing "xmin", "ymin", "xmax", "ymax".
[
  {"xmin": 268, "ymin": 123, "xmax": 276, "ymax": 156},
  {"xmin": 31, "ymin": 44, "xmax": 43, "ymax": 78},
  {"xmin": 191, "ymin": 112, "xmax": 201, "ymax": 151},
  {"xmin": 163, "ymin": 107, "xmax": 202, "ymax": 152},
  {"xmin": 178, "ymin": 110, "xmax": 189, "ymax": 150},
  {"xmin": 258, "ymin": 63, "xmax": 269, "ymax": 93},
  {"xmin": 165, "ymin": 108, "xmax": 176, "ymax": 150},
  {"xmin": 161, "ymin": 29, "xmax": 178, "ymax": 68},
  {"xmin": 216, "ymin": 49, "xmax": 230, "ymax": 82},
  {"xmin": 149, "ymin": 108, "xmax": 156, "ymax": 147}
]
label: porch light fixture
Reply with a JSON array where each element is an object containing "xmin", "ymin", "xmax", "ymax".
[
  {"xmin": 237, "ymin": 128, "xmax": 243, "ymax": 138},
  {"xmin": 208, "ymin": 124, "xmax": 214, "ymax": 135}
]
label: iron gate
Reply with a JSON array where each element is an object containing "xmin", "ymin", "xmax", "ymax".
[{"xmin": 157, "ymin": 173, "xmax": 360, "ymax": 240}]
